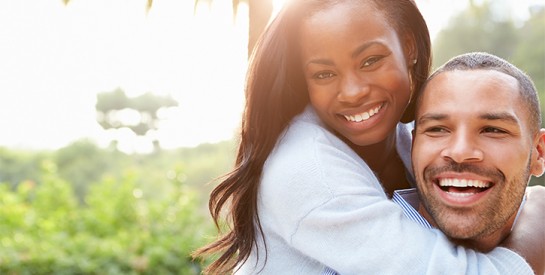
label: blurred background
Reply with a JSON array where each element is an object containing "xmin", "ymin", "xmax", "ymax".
[{"xmin": 0, "ymin": 0, "xmax": 543, "ymax": 273}]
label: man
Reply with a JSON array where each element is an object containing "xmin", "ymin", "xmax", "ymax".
[
  {"xmin": 324, "ymin": 52, "xmax": 545, "ymax": 275},
  {"xmin": 411, "ymin": 52, "xmax": 545, "ymax": 253}
]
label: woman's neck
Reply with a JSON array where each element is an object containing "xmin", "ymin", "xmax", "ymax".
[{"xmin": 348, "ymin": 132, "xmax": 411, "ymax": 196}]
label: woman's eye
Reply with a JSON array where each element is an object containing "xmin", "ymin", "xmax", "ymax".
[
  {"xmin": 313, "ymin": 72, "xmax": 335, "ymax": 80},
  {"xmin": 361, "ymin": 56, "xmax": 383, "ymax": 68}
]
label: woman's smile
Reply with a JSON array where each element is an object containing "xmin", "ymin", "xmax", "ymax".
[{"xmin": 341, "ymin": 103, "xmax": 384, "ymax": 122}]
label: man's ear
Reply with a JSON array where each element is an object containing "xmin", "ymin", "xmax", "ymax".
[{"xmin": 530, "ymin": 129, "xmax": 545, "ymax": 177}]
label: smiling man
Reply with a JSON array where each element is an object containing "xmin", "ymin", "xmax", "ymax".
[
  {"xmin": 412, "ymin": 52, "xmax": 545, "ymax": 252},
  {"xmin": 322, "ymin": 52, "xmax": 545, "ymax": 275}
]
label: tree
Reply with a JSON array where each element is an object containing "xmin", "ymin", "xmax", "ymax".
[
  {"xmin": 432, "ymin": 0, "xmax": 519, "ymax": 68},
  {"xmin": 63, "ymin": 0, "xmax": 273, "ymax": 57},
  {"xmin": 95, "ymin": 88, "xmax": 178, "ymax": 149},
  {"xmin": 194, "ymin": 0, "xmax": 273, "ymax": 57},
  {"xmin": 511, "ymin": 7, "xmax": 545, "ymax": 100},
  {"xmin": 432, "ymin": 2, "xmax": 545, "ymax": 118}
]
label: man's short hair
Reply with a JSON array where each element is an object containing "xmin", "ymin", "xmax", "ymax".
[{"xmin": 418, "ymin": 52, "xmax": 541, "ymax": 133}]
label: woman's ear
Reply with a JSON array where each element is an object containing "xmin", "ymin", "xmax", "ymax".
[
  {"xmin": 403, "ymin": 33, "xmax": 418, "ymax": 67},
  {"xmin": 530, "ymin": 129, "xmax": 545, "ymax": 177}
]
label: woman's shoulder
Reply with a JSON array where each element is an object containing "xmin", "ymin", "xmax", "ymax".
[
  {"xmin": 262, "ymin": 106, "xmax": 380, "ymax": 194},
  {"xmin": 271, "ymin": 106, "xmax": 359, "ymax": 168},
  {"xmin": 280, "ymin": 106, "xmax": 350, "ymax": 151}
]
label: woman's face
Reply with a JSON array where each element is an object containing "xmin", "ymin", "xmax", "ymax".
[{"xmin": 300, "ymin": 1, "xmax": 413, "ymax": 146}]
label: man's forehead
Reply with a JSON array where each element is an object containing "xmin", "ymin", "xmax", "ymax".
[
  {"xmin": 419, "ymin": 69, "xmax": 521, "ymax": 108},
  {"xmin": 416, "ymin": 69, "xmax": 530, "ymax": 126}
]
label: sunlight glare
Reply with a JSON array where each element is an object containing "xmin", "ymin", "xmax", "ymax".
[{"xmin": 272, "ymin": 0, "xmax": 290, "ymax": 16}]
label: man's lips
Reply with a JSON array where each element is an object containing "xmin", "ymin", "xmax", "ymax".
[
  {"xmin": 433, "ymin": 177, "xmax": 494, "ymax": 205},
  {"xmin": 438, "ymin": 178, "xmax": 491, "ymax": 192}
]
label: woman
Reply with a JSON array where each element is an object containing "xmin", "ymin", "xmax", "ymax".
[{"xmin": 194, "ymin": 0, "xmax": 543, "ymax": 274}]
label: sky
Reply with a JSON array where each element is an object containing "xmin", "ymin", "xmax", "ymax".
[{"xmin": 0, "ymin": 0, "xmax": 541, "ymax": 153}]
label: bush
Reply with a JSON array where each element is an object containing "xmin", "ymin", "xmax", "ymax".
[{"xmin": 0, "ymin": 161, "xmax": 212, "ymax": 274}]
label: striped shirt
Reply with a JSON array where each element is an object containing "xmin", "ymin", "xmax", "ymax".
[
  {"xmin": 322, "ymin": 188, "xmax": 527, "ymax": 275},
  {"xmin": 322, "ymin": 188, "xmax": 431, "ymax": 275}
]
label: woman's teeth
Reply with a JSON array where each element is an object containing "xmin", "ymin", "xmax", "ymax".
[{"xmin": 344, "ymin": 105, "xmax": 382, "ymax": 122}]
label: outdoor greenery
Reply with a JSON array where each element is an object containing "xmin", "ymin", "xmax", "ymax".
[
  {"xmin": 0, "ymin": 140, "xmax": 236, "ymax": 273},
  {"xmin": 432, "ymin": 1, "xmax": 545, "ymax": 98},
  {"xmin": 2, "ymin": 0, "xmax": 544, "ymax": 273}
]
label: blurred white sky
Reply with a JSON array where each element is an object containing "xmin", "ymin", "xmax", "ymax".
[{"xmin": 0, "ymin": 0, "xmax": 541, "ymax": 153}]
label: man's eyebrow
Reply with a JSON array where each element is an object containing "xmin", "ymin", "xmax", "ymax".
[
  {"xmin": 416, "ymin": 113, "xmax": 447, "ymax": 125},
  {"xmin": 416, "ymin": 112, "xmax": 520, "ymax": 125},
  {"xmin": 479, "ymin": 112, "xmax": 519, "ymax": 124}
]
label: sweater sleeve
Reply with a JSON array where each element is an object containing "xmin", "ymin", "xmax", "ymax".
[{"xmin": 258, "ymin": 117, "xmax": 533, "ymax": 275}]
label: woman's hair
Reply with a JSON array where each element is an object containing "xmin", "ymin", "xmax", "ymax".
[{"xmin": 193, "ymin": 0, "xmax": 431, "ymax": 273}]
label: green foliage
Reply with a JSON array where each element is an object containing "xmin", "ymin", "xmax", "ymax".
[
  {"xmin": 0, "ymin": 147, "xmax": 46, "ymax": 189},
  {"xmin": 0, "ymin": 158, "xmax": 213, "ymax": 273},
  {"xmin": 511, "ymin": 8, "xmax": 545, "ymax": 106},
  {"xmin": 432, "ymin": 1, "xmax": 519, "ymax": 66},
  {"xmin": 0, "ymin": 139, "xmax": 236, "ymax": 273},
  {"xmin": 432, "ymin": 2, "xmax": 544, "ymax": 94}
]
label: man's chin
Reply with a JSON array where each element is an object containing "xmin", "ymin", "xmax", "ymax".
[{"xmin": 438, "ymin": 222, "xmax": 483, "ymax": 240}]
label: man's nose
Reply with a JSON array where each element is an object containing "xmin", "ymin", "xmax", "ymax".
[
  {"xmin": 337, "ymin": 74, "xmax": 370, "ymax": 104},
  {"xmin": 441, "ymin": 130, "xmax": 483, "ymax": 163}
]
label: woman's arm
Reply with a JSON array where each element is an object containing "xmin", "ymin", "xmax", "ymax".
[
  {"xmin": 502, "ymin": 185, "xmax": 545, "ymax": 275},
  {"xmin": 260, "ymin": 118, "xmax": 534, "ymax": 274}
]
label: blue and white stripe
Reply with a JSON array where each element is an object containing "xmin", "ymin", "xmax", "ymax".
[{"xmin": 321, "ymin": 188, "xmax": 430, "ymax": 275}]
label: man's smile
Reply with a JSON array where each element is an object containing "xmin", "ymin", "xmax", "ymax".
[
  {"xmin": 438, "ymin": 178, "xmax": 491, "ymax": 196},
  {"xmin": 433, "ymin": 175, "xmax": 494, "ymax": 205}
]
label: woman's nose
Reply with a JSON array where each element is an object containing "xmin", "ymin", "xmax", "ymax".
[{"xmin": 337, "ymin": 74, "xmax": 370, "ymax": 104}]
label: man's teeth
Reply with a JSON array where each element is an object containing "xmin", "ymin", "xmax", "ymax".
[
  {"xmin": 439, "ymin": 178, "xmax": 490, "ymax": 188},
  {"xmin": 445, "ymin": 192, "xmax": 476, "ymax": 197},
  {"xmin": 344, "ymin": 105, "xmax": 382, "ymax": 122}
]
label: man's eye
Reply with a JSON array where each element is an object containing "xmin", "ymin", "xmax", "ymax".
[
  {"xmin": 482, "ymin": 127, "xmax": 507, "ymax": 134},
  {"xmin": 313, "ymin": 72, "xmax": 335, "ymax": 80},
  {"xmin": 420, "ymin": 126, "xmax": 449, "ymax": 137},
  {"xmin": 361, "ymin": 56, "xmax": 383, "ymax": 68},
  {"xmin": 425, "ymin": 127, "xmax": 447, "ymax": 133}
]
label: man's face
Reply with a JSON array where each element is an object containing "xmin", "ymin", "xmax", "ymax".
[{"xmin": 412, "ymin": 69, "xmax": 545, "ymax": 246}]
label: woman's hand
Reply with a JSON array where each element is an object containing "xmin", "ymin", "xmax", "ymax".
[{"xmin": 502, "ymin": 185, "xmax": 545, "ymax": 275}]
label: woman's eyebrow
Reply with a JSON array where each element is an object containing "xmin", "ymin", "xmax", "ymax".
[{"xmin": 351, "ymin": 41, "xmax": 381, "ymax": 59}]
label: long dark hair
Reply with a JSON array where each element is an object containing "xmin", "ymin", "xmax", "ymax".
[{"xmin": 193, "ymin": 1, "xmax": 431, "ymax": 273}]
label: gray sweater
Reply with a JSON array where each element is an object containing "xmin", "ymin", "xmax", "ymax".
[{"xmin": 236, "ymin": 106, "xmax": 532, "ymax": 275}]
